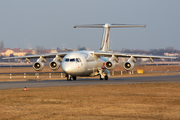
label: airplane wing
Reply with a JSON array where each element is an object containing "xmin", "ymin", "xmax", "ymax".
[
  {"xmin": 2, "ymin": 52, "xmax": 69, "ymax": 60},
  {"xmin": 94, "ymin": 51, "xmax": 178, "ymax": 59}
]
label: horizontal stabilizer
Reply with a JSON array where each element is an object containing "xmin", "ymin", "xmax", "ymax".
[{"xmin": 74, "ymin": 23, "xmax": 146, "ymax": 28}]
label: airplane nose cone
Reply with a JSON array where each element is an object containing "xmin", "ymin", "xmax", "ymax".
[
  {"xmin": 63, "ymin": 67, "xmax": 71, "ymax": 73},
  {"xmin": 62, "ymin": 64, "xmax": 71, "ymax": 74}
]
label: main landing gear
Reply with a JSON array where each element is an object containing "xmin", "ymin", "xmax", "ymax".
[
  {"xmin": 98, "ymin": 67, "xmax": 109, "ymax": 80},
  {"xmin": 67, "ymin": 74, "xmax": 76, "ymax": 81},
  {"xmin": 100, "ymin": 75, "xmax": 108, "ymax": 80}
]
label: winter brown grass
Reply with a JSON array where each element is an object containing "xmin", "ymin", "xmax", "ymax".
[{"xmin": 0, "ymin": 83, "xmax": 180, "ymax": 120}]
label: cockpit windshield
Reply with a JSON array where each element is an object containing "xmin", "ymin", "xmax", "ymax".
[
  {"xmin": 70, "ymin": 58, "xmax": 75, "ymax": 62},
  {"xmin": 65, "ymin": 58, "xmax": 69, "ymax": 62},
  {"xmin": 65, "ymin": 58, "xmax": 81, "ymax": 62}
]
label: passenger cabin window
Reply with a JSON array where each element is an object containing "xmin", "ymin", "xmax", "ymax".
[
  {"xmin": 70, "ymin": 58, "xmax": 75, "ymax": 62},
  {"xmin": 65, "ymin": 58, "xmax": 69, "ymax": 62}
]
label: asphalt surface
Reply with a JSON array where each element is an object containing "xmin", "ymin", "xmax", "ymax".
[{"xmin": 0, "ymin": 74, "xmax": 180, "ymax": 90}]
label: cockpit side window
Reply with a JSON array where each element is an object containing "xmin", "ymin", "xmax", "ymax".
[
  {"xmin": 65, "ymin": 58, "xmax": 69, "ymax": 62},
  {"xmin": 76, "ymin": 58, "xmax": 79, "ymax": 62},
  {"xmin": 76, "ymin": 58, "xmax": 82, "ymax": 62},
  {"xmin": 78, "ymin": 58, "xmax": 81, "ymax": 62},
  {"xmin": 70, "ymin": 58, "xmax": 75, "ymax": 62}
]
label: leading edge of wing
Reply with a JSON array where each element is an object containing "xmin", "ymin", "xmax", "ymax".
[
  {"xmin": 2, "ymin": 52, "xmax": 69, "ymax": 60},
  {"xmin": 94, "ymin": 51, "xmax": 178, "ymax": 59}
]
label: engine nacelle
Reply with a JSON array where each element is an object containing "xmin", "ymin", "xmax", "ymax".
[
  {"xmin": 105, "ymin": 61, "xmax": 116, "ymax": 70},
  {"xmin": 33, "ymin": 56, "xmax": 46, "ymax": 71},
  {"xmin": 33, "ymin": 61, "xmax": 44, "ymax": 71},
  {"xmin": 49, "ymin": 60, "xmax": 61, "ymax": 70},
  {"xmin": 123, "ymin": 61, "xmax": 134, "ymax": 71}
]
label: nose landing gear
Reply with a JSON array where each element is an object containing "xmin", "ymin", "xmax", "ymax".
[
  {"xmin": 66, "ymin": 74, "xmax": 76, "ymax": 81},
  {"xmin": 67, "ymin": 74, "xmax": 71, "ymax": 81}
]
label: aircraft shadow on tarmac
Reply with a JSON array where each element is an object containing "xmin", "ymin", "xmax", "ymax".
[
  {"xmin": 66, "ymin": 77, "xmax": 124, "ymax": 81},
  {"xmin": 35, "ymin": 77, "xmax": 124, "ymax": 82}
]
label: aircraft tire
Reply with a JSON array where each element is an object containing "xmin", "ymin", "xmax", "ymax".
[
  {"xmin": 73, "ymin": 76, "xmax": 76, "ymax": 80},
  {"xmin": 105, "ymin": 75, "xmax": 108, "ymax": 80},
  {"xmin": 100, "ymin": 75, "xmax": 103, "ymax": 80}
]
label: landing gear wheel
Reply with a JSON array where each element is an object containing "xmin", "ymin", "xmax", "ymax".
[
  {"xmin": 73, "ymin": 76, "xmax": 76, "ymax": 80},
  {"xmin": 100, "ymin": 75, "xmax": 103, "ymax": 80},
  {"xmin": 105, "ymin": 75, "xmax": 108, "ymax": 80}
]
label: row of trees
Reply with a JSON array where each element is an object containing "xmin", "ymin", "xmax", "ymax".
[{"xmin": 120, "ymin": 47, "xmax": 179, "ymax": 56}]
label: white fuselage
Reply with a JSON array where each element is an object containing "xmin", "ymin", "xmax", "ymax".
[{"xmin": 62, "ymin": 51, "xmax": 108, "ymax": 76}]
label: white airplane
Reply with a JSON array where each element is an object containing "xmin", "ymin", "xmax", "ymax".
[{"xmin": 3, "ymin": 23, "xmax": 178, "ymax": 80}]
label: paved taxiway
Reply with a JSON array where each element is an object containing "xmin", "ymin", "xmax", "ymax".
[{"xmin": 0, "ymin": 74, "xmax": 180, "ymax": 90}]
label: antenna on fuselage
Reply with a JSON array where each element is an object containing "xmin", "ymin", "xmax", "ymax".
[{"xmin": 74, "ymin": 23, "xmax": 146, "ymax": 52}]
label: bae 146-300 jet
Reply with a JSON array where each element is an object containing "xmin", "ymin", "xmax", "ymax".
[{"xmin": 3, "ymin": 23, "xmax": 178, "ymax": 80}]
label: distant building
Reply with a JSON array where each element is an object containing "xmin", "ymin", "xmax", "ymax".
[
  {"xmin": 0, "ymin": 48, "xmax": 33, "ymax": 57},
  {"xmin": 50, "ymin": 48, "xmax": 58, "ymax": 53},
  {"xmin": 164, "ymin": 53, "xmax": 179, "ymax": 57}
]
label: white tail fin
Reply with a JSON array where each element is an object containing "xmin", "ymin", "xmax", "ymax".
[
  {"xmin": 74, "ymin": 23, "xmax": 146, "ymax": 52},
  {"xmin": 100, "ymin": 25, "xmax": 110, "ymax": 52}
]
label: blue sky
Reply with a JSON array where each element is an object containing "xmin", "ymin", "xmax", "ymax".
[{"xmin": 0, "ymin": 0, "xmax": 180, "ymax": 50}]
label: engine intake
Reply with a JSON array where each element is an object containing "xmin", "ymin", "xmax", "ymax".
[
  {"xmin": 123, "ymin": 57, "xmax": 135, "ymax": 71},
  {"xmin": 33, "ymin": 56, "xmax": 46, "ymax": 71},
  {"xmin": 105, "ymin": 61, "xmax": 115, "ymax": 70},
  {"xmin": 49, "ymin": 60, "xmax": 61, "ymax": 70},
  {"xmin": 33, "ymin": 62, "xmax": 44, "ymax": 71}
]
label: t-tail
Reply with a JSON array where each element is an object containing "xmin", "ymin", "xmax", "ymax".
[{"xmin": 74, "ymin": 23, "xmax": 146, "ymax": 52}]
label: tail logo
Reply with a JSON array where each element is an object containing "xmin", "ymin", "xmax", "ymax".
[{"xmin": 106, "ymin": 33, "xmax": 109, "ymax": 50}]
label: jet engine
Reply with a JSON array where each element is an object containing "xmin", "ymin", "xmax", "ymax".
[
  {"xmin": 123, "ymin": 57, "xmax": 135, "ymax": 71},
  {"xmin": 33, "ymin": 61, "xmax": 44, "ymax": 71},
  {"xmin": 105, "ymin": 61, "xmax": 116, "ymax": 70},
  {"xmin": 33, "ymin": 56, "xmax": 46, "ymax": 71},
  {"xmin": 49, "ymin": 60, "xmax": 61, "ymax": 70}
]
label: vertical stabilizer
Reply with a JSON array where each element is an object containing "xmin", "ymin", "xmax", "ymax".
[{"xmin": 100, "ymin": 24, "xmax": 111, "ymax": 52}]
